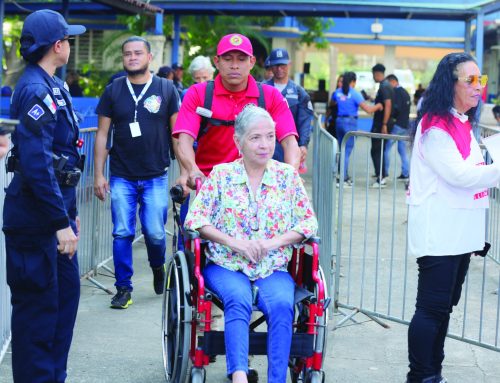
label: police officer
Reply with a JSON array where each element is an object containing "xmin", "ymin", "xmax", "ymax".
[
  {"xmin": 3, "ymin": 10, "xmax": 86, "ymax": 383},
  {"xmin": 265, "ymin": 48, "xmax": 314, "ymax": 167}
]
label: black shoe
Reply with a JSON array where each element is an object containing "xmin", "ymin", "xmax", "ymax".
[
  {"xmin": 397, "ymin": 174, "xmax": 410, "ymax": 181},
  {"xmin": 152, "ymin": 264, "xmax": 166, "ymax": 295},
  {"xmin": 247, "ymin": 368, "xmax": 258, "ymax": 383},
  {"xmin": 110, "ymin": 288, "xmax": 133, "ymax": 309}
]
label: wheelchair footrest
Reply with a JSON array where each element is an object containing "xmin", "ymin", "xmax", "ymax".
[{"xmin": 200, "ymin": 331, "xmax": 315, "ymax": 357}]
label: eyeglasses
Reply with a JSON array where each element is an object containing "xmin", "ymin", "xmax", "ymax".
[
  {"xmin": 456, "ymin": 74, "xmax": 488, "ymax": 87},
  {"xmin": 249, "ymin": 201, "xmax": 259, "ymax": 232}
]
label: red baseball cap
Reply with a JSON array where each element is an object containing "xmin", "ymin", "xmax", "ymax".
[{"xmin": 217, "ymin": 34, "xmax": 253, "ymax": 56}]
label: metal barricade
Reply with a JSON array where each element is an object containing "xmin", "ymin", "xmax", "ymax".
[
  {"xmin": 333, "ymin": 130, "xmax": 500, "ymax": 352},
  {"xmin": 311, "ymin": 116, "xmax": 338, "ymax": 297}
]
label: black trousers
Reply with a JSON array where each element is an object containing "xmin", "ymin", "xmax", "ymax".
[
  {"xmin": 407, "ymin": 254, "xmax": 471, "ymax": 383},
  {"xmin": 371, "ymin": 137, "xmax": 386, "ymax": 178}
]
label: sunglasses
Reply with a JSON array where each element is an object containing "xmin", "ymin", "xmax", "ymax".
[
  {"xmin": 456, "ymin": 74, "xmax": 488, "ymax": 87},
  {"xmin": 60, "ymin": 37, "xmax": 75, "ymax": 43}
]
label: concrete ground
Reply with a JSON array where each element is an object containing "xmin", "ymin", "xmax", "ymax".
[{"xmin": 1, "ymin": 136, "xmax": 500, "ymax": 382}]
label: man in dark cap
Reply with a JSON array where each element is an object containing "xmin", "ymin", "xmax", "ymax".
[
  {"xmin": 265, "ymin": 48, "xmax": 314, "ymax": 170},
  {"xmin": 4, "ymin": 9, "xmax": 86, "ymax": 382},
  {"xmin": 172, "ymin": 63, "xmax": 184, "ymax": 94},
  {"xmin": 371, "ymin": 63, "xmax": 394, "ymax": 187}
]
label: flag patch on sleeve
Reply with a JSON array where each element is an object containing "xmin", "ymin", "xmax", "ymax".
[
  {"xmin": 27, "ymin": 104, "xmax": 45, "ymax": 121},
  {"xmin": 42, "ymin": 94, "xmax": 57, "ymax": 114}
]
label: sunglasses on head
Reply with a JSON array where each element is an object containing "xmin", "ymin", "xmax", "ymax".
[{"xmin": 456, "ymin": 74, "xmax": 488, "ymax": 87}]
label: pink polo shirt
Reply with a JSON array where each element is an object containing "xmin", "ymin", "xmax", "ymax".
[{"xmin": 173, "ymin": 74, "xmax": 297, "ymax": 176}]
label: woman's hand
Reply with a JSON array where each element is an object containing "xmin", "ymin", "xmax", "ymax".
[{"xmin": 230, "ymin": 239, "xmax": 266, "ymax": 263}]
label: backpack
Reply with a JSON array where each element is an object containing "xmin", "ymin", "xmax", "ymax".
[
  {"xmin": 197, "ymin": 80, "xmax": 266, "ymax": 141},
  {"xmin": 107, "ymin": 75, "xmax": 176, "ymax": 159}
]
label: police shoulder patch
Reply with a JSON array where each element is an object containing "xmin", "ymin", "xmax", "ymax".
[{"xmin": 27, "ymin": 104, "xmax": 45, "ymax": 120}]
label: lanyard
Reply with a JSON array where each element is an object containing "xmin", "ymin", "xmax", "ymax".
[{"xmin": 126, "ymin": 77, "xmax": 153, "ymax": 122}]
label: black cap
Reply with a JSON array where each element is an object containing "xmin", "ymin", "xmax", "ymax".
[
  {"xmin": 268, "ymin": 48, "xmax": 290, "ymax": 66},
  {"xmin": 21, "ymin": 10, "xmax": 86, "ymax": 56}
]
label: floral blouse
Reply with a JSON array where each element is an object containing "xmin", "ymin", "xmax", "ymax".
[{"xmin": 184, "ymin": 158, "xmax": 318, "ymax": 280}]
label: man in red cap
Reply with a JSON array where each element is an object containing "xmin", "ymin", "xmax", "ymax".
[{"xmin": 173, "ymin": 33, "xmax": 300, "ymax": 191}]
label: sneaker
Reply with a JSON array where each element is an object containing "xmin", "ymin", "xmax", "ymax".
[
  {"xmin": 110, "ymin": 288, "xmax": 133, "ymax": 309},
  {"xmin": 381, "ymin": 177, "xmax": 388, "ymax": 185},
  {"xmin": 152, "ymin": 264, "xmax": 166, "ymax": 295},
  {"xmin": 372, "ymin": 178, "xmax": 387, "ymax": 188},
  {"xmin": 397, "ymin": 174, "xmax": 409, "ymax": 181}
]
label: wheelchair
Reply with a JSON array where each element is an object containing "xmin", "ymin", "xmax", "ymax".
[{"xmin": 162, "ymin": 187, "xmax": 330, "ymax": 383}]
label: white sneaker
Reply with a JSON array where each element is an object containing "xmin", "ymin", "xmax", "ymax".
[
  {"xmin": 381, "ymin": 177, "xmax": 388, "ymax": 185},
  {"xmin": 372, "ymin": 179, "xmax": 387, "ymax": 188}
]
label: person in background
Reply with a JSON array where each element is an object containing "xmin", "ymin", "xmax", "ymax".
[
  {"xmin": 383, "ymin": 74, "xmax": 411, "ymax": 181},
  {"xmin": 332, "ymin": 71, "xmax": 382, "ymax": 186},
  {"xmin": 492, "ymin": 104, "xmax": 500, "ymax": 125},
  {"xmin": 94, "ymin": 36, "xmax": 180, "ymax": 309},
  {"xmin": 414, "ymin": 83, "xmax": 425, "ymax": 106},
  {"xmin": 371, "ymin": 63, "xmax": 394, "ymax": 188},
  {"xmin": 157, "ymin": 65, "xmax": 174, "ymax": 80},
  {"xmin": 406, "ymin": 52, "xmax": 500, "ymax": 383},
  {"xmin": 185, "ymin": 104, "xmax": 317, "ymax": 383},
  {"xmin": 66, "ymin": 70, "xmax": 83, "ymax": 97},
  {"xmin": 263, "ymin": 56, "xmax": 273, "ymax": 82},
  {"xmin": 172, "ymin": 63, "xmax": 184, "ymax": 94},
  {"xmin": 325, "ymin": 74, "xmax": 343, "ymax": 138},
  {"xmin": 265, "ymin": 48, "xmax": 314, "ymax": 169},
  {"xmin": 4, "ymin": 9, "xmax": 85, "ymax": 382}
]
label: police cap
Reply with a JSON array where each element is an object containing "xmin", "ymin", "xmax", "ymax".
[
  {"xmin": 21, "ymin": 10, "xmax": 86, "ymax": 56},
  {"xmin": 268, "ymin": 48, "xmax": 290, "ymax": 66}
]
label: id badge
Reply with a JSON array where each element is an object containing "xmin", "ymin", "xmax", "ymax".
[{"xmin": 129, "ymin": 122, "xmax": 142, "ymax": 137}]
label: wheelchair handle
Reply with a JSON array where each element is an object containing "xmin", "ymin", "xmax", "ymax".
[{"xmin": 195, "ymin": 177, "xmax": 202, "ymax": 194}]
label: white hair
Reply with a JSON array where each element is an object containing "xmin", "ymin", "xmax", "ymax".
[
  {"xmin": 188, "ymin": 56, "xmax": 215, "ymax": 77},
  {"xmin": 234, "ymin": 104, "xmax": 275, "ymax": 141}
]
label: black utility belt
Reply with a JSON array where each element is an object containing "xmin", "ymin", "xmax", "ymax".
[
  {"xmin": 337, "ymin": 115, "xmax": 358, "ymax": 119},
  {"xmin": 55, "ymin": 169, "xmax": 81, "ymax": 187}
]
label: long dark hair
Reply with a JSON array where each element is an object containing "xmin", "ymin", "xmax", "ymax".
[
  {"xmin": 415, "ymin": 52, "xmax": 480, "ymax": 131},
  {"xmin": 341, "ymin": 71, "xmax": 357, "ymax": 96}
]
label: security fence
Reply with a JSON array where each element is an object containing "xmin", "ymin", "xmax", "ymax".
[
  {"xmin": 333, "ymin": 130, "xmax": 500, "ymax": 352},
  {"xmin": 0, "ymin": 127, "xmax": 180, "ymax": 364},
  {"xmin": 311, "ymin": 117, "xmax": 338, "ymax": 296}
]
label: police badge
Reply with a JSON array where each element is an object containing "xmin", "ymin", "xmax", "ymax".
[{"xmin": 143, "ymin": 95, "xmax": 162, "ymax": 113}]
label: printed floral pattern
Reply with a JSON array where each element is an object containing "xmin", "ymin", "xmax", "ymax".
[{"xmin": 184, "ymin": 159, "xmax": 318, "ymax": 280}]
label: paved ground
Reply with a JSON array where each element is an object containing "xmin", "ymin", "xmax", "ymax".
[{"xmin": 2, "ymin": 134, "xmax": 500, "ymax": 382}]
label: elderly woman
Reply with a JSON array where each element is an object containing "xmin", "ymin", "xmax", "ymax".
[
  {"xmin": 188, "ymin": 55, "xmax": 215, "ymax": 84},
  {"xmin": 406, "ymin": 52, "xmax": 500, "ymax": 383},
  {"xmin": 185, "ymin": 104, "xmax": 317, "ymax": 383}
]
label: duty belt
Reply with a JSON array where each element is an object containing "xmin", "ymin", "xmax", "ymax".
[{"xmin": 6, "ymin": 156, "xmax": 82, "ymax": 187}]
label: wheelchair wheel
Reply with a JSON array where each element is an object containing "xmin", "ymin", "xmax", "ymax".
[{"xmin": 162, "ymin": 251, "xmax": 192, "ymax": 383}]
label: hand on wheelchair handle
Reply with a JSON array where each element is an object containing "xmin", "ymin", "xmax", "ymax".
[{"xmin": 169, "ymin": 185, "xmax": 186, "ymax": 204}]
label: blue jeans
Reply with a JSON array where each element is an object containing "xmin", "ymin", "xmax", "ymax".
[
  {"xmin": 407, "ymin": 254, "xmax": 471, "ymax": 382},
  {"xmin": 336, "ymin": 116, "xmax": 357, "ymax": 179},
  {"xmin": 204, "ymin": 264, "xmax": 294, "ymax": 383},
  {"xmin": 110, "ymin": 173, "xmax": 169, "ymax": 290},
  {"xmin": 383, "ymin": 124, "xmax": 410, "ymax": 177}
]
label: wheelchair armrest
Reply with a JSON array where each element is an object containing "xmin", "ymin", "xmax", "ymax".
[
  {"xmin": 185, "ymin": 229, "xmax": 200, "ymax": 240},
  {"xmin": 304, "ymin": 236, "xmax": 321, "ymax": 245}
]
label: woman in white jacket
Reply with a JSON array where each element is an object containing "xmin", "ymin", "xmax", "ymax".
[{"xmin": 406, "ymin": 52, "xmax": 500, "ymax": 383}]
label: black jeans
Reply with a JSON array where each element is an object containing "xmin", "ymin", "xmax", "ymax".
[
  {"xmin": 407, "ymin": 254, "xmax": 471, "ymax": 382},
  {"xmin": 371, "ymin": 137, "xmax": 386, "ymax": 179}
]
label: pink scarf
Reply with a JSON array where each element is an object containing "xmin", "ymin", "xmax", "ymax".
[{"xmin": 421, "ymin": 113, "xmax": 471, "ymax": 160}]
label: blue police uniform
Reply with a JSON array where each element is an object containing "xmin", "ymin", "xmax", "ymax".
[
  {"xmin": 265, "ymin": 79, "xmax": 314, "ymax": 162},
  {"xmin": 4, "ymin": 63, "xmax": 82, "ymax": 382}
]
